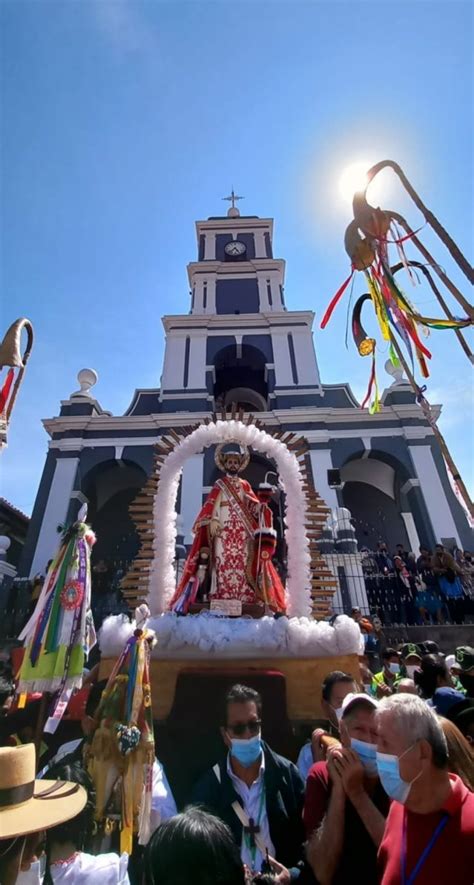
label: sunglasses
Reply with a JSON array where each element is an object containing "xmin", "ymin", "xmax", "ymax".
[{"xmin": 227, "ymin": 719, "xmax": 262, "ymax": 737}]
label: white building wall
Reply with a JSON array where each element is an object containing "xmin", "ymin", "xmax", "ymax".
[
  {"xmin": 30, "ymin": 457, "xmax": 79, "ymax": 577},
  {"xmin": 188, "ymin": 334, "xmax": 207, "ymax": 389},
  {"xmin": 271, "ymin": 331, "xmax": 293, "ymax": 386},
  {"xmin": 408, "ymin": 445, "xmax": 461, "ymax": 545},
  {"xmin": 309, "ymin": 449, "xmax": 339, "ymax": 510},
  {"xmin": 162, "ymin": 335, "xmax": 187, "ymax": 389},
  {"xmin": 180, "ymin": 454, "xmax": 205, "ymax": 544},
  {"xmin": 291, "ymin": 328, "xmax": 321, "ymax": 386}
]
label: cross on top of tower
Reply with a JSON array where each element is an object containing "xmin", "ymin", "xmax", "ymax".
[{"xmin": 222, "ymin": 188, "xmax": 244, "ymax": 217}]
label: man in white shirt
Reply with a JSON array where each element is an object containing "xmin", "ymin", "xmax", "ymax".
[{"xmin": 191, "ymin": 684, "xmax": 305, "ymax": 881}]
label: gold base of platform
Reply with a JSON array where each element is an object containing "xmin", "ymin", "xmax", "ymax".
[{"xmin": 100, "ymin": 654, "xmax": 359, "ymax": 721}]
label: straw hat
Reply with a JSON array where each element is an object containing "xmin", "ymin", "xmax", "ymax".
[{"xmin": 0, "ymin": 744, "xmax": 87, "ymax": 839}]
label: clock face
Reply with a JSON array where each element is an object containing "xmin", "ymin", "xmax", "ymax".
[{"xmin": 225, "ymin": 240, "xmax": 246, "ymax": 257}]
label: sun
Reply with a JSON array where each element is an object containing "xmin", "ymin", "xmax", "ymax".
[{"xmin": 338, "ymin": 161, "xmax": 372, "ymax": 205}]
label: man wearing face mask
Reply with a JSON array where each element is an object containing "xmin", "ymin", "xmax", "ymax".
[
  {"xmin": 376, "ymin": 694, "xmax": 474, "ymax": 885},
  {"xmin": 371, "ymin": 649, "xmax": 401, "ymax": 698},
  {"xmin": 296, "ymin": 671, "xmax": 357, "ymax": 780},
  {"xmin": 191, "ymin": 684, "xmax": 305, "ymax": 882},
  {"xmin": 305, "ymin": 692, "xmax": 389, "ymax": 885}
]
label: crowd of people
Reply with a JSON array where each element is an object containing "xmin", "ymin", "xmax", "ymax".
[
  {"xmin": 360, "ymin": 541, "xmax": 474, "ymax": 626},
  {"xmin": 1, "ymin": 640, "xmax": 473, "ymax": 884}
]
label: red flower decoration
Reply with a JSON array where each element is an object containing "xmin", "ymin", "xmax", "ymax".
[{"xmin": 60, "ymin": 581, "xmax": 84, "ymax": 611}]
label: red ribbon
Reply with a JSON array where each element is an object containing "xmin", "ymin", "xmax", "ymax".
[
  {"xmin": 361, "ymin": 355, "xmax": 376, "ymax": 409},
  {"xmin": 320, "ymin": 269, "xmax": 354, "ymax": 329},
  {"xmin": 0, "ymin": 369, "xmax": 14, "ymax": 412}
]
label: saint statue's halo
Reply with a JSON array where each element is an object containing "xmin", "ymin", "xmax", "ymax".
[{"xmin": 214, "ymin": 441, "xmax": 251, "ymax": 473}]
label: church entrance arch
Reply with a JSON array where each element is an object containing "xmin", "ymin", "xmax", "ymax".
[
  {"xmin": 81, "ymin": 459, "xmax": 147, "ymax": 620},
  {"xmin": 340, "ymin": 452, "xmax": 415, "ymax": 552},
  {"xmin": 149, "ymin": 420, "xmax": 312, "ymax": 617},
  {"xmin": 213, "ymin": 343, "xmax": 268, "ymax": 411}
]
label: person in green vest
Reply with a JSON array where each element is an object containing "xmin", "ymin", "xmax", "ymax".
[{"xmin": 371, "ymin": 648, "xmax": 401, "ymax": 698}]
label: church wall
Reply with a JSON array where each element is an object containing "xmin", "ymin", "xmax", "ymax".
[
  {"xmin": 264, "ymin": 232, "xmax": 273, "ymax": 258},
  {"xmin": 215, "ymin": 279, "xmax": 260, "ymax": 314},
  {"xmin": 241, "ymin": 334, "xmax": 273, "ymax": 362},
  {"xmin": 206, "ymin": 336, "xmax": 235, "ymax": 363}
]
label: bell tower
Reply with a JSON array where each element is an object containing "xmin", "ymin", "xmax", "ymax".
[{"xmin": 159, "ymin": 196, "xmax": 323, "ymax": 414}]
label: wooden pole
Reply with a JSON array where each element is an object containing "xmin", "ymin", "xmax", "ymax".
[
  {"xmin": 366, "ymin": 160, "xmax": 474, "ymax": 285},
  {"xmin": 391, "ymin": 260, "xmax": 473, "ymax": 363},
  {"xmin": 388, "ymin": 331, "xmax": 474, "ymax": 519}
]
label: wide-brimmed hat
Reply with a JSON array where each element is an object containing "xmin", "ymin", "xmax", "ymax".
[{"xmin": 0, "ymin": 744, "xmax": 87, "ymax": 839}]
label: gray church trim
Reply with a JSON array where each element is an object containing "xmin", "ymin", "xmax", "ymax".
[
  {"xmin": 216, "ymin": 279, "xmax": 260, "ymax": 314},
  {"xmin": 124, "ymin": 390, "xmax": 161, "ymax": 416},
  {"xmin": 320, "ymin": 385, "xmax": 360, "ymax": 409}
]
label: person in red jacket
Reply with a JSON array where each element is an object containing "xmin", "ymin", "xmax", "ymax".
[
  {"xmin": 304, "ymin": 692, "xmax": 389, "ymax": 885},
  {"xmin": 375, "ymin": 694, "xmax": 474, "ymax": 885}
]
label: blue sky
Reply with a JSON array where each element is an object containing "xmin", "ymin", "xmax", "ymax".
[{"xmin": 1, "ymin": 0, "xmax": 473, "ymax": 515}]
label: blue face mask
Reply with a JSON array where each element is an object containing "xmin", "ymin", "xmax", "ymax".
[
  {"xmin": 351, "ymin": 738, "xmax": 378, "ymax": 776},
  {"xmin": 376, "ymin": 743, "xmax": 421, "ymax": 803},
  {"xmin": 229, "ymin": 734, "xmax": 262, "ymax": 767}
]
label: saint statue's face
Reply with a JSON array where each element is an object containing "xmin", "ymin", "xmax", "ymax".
[{"xmin": 223, "ymin": 454, "xmax": 242, "ymax": 474}]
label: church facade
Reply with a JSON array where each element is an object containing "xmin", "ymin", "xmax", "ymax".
[{"xmin": 20, "ymin": 203, "xmax": 472, "ymax": 584}]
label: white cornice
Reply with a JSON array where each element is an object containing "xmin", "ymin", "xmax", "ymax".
[
  {"xmin": 162, "ymin": 310, "xmax": 315, "ymax": 333},
  {"xmin": 195, "ymin": 218, "xmax": 274, "ymax": 237},
  {"xmin": 43, "ymin": 400, "xmax": 435, "ymax": 445}
]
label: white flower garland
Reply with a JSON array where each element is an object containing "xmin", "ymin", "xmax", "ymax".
[
  {"xmin": 99, "ymin": 611, "xmax": 363, "ymax": 660},
  {"xmin": 149, "ymin": 420, "xmax": 312, "ymax": 617}
]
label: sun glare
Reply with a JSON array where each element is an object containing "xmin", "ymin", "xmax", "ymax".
[{"xmin": 338, "ymin": 161, "xmax": 372, "ymax": 204}]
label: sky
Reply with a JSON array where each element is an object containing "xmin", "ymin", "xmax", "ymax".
[{"xmin": 1, "ymin": 0, "xmax": 473, "ymax": 516}]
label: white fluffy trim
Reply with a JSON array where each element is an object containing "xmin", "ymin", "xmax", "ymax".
[
  {"xmin": 99, "ymin": 612, "xmax": 361, "ymax": 660},
  {"xmin": 150, "ymin": 420, "xmax": 314, "ymax": 617}
]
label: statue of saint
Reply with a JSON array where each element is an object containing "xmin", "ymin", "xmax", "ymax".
[{"xmin": 169, "ymin": 444, "xmax": 286, "ymax": 614}]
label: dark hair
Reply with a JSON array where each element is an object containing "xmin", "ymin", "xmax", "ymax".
[
  {"xmin": 414, "ymin": 654, "xmax": 449, "ymax": 699},
  {"xmin": 321, "ymin": 671, "xmax": 355, "ymax": 702},
  {"xmin": 222, "ymin": 684, "xmax": 262, "ymax": 725},
  {"xmin": 144, "ymin": 807, "xmax": 245, "ymax": 885},
  {"xmin": 382, "ymin": 648, "xmax": 400, "ymax": 662},
  {"xmin": 43, "ymin": 762, "xmax": 95, "ymax": 885},
  {"xmin": 45, "ymin": 762, "xmax": 95, "ymax": 849}
]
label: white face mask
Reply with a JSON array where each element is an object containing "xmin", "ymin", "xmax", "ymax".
[
  {"xmin": 405, "ymin": 664, "xmax": 419, "ymax": 679},
  {"xmin": 333, "ymin": 706, "xmax": 344, "ymax": 722},
  {"xmin": 388, "ymin": 662, "xmax": 400, "ymax": 675},
  {"xmin": 15, "ymin": 857, "xmax": 45, "ymax": 885}
]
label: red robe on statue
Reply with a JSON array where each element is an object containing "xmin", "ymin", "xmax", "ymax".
[{"xmin": 169, "ymin": 475, "xmax": 286, "ymax": 614}]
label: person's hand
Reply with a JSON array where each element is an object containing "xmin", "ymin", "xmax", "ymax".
[
  {"xmin": 326, "ymin": 746, "xmax": 344, "ymax": 793},
  {"xmin": 209, "ymin": 518, "xmax": 221, "ymax": 538},
  {"xmin": 332, "ymin": 748, "xmax": 365, "ymax": 800},
  {"xmin": 376, "ymin": 681, "xmax": 392, "ymax": 698},
  {"xmin": 310, "ymin": 728, "xmax": 327, "ymax": 763},
  {"xmin": 267, "ymin": 856, "xmax": 291, "ymax": 884}
]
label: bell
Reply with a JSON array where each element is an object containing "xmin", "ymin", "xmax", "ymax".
[{"xmin": 0, "ymin": 318, "xmax": 34, "ymax": 369}]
